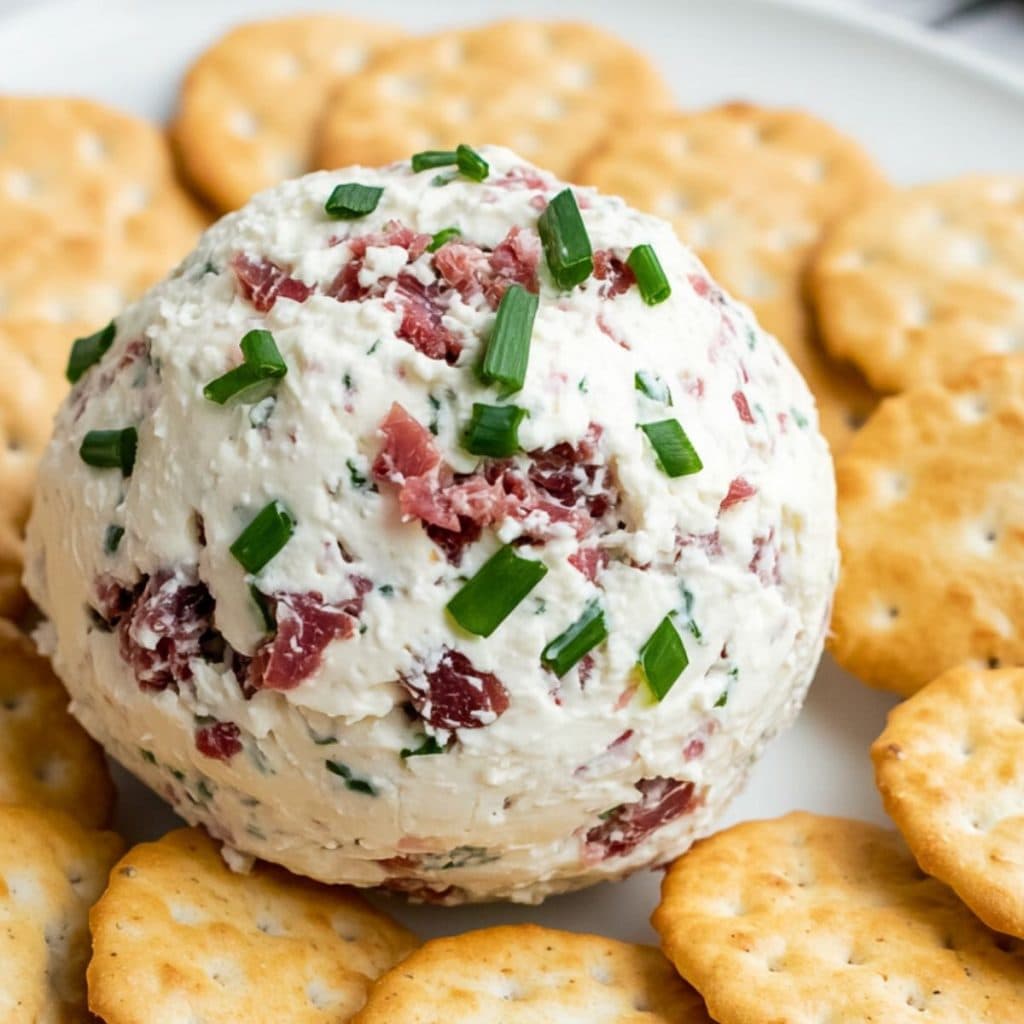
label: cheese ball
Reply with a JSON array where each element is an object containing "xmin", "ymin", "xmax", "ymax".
[{"xmin": 25, "ymin": 147, "xmax": 836, "ymax": 903}]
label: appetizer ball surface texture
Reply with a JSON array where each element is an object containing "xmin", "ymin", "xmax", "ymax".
[{"xmin": 25, "ymin": 148, "xmax": 836, "ymax": 903}]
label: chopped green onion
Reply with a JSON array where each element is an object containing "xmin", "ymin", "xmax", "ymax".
[
  {"xmin": 463, "ymin": 403, "xmax": 527, "ymax": 458},
  {"xmin": 714, "ymin": 689, "xmax": 729, "ymax": 708},
  {"xmin": 541, "ymin": 601, "xmax": 608, "ymax": 678},
  {"xmin": 324, "ymin": 182, "xmax": 384, "ymax": 219},
  {"xmin": 455, "ymin": 144, "xmax": 489, "ymax": 181},
  {"xmin": 635, "ymin": 370, "xmax": 673, "ymax": 405},
  {"xmin": 447, "ymin": 545, "xmax": 547, "ymax": 637},
  {"xmin": 79, "ymin": 427, "xmax": 137, "ymax": 476},
  {"xmin": 66, "ymin": 321, "xmax": 115, "ymax": 383},
  {"xmin": 103, "ymin": 524, "xmax": 124, "ymax": 554},
  {"xmin": 325, "ymin": 760, "xmax": 376, "ymax": 795},
  {"xmin": 627, "ymin": 244, "xmax": 672, "ymax": 305},
  {"xmin": 401, "ymin": 736, "xmax": 444, "ymax": 759},
  {"xmin": 538, "ymin": 188, "xmax": 593, "ymax": 290},
  {"xmin": 640, "ymin": 420, "xmax": 703, "ymax": 478},
  {"xmin": 639, "ymin": 616, "xmax": 688, "ymax": 701},
  {"xmin": 230, "ymin": 500, "xmax": 296, "ymax": 574},
  {"xmin": 204, "ymin": 329, "xmax": 287, "ymax": 405},
  {"xmin": 428, "ymin": 226, "xmax": 461, "ymax": 252},
  {"xmin": 250, "ymin": 585, "xmax": 276, "ymax": 632},
  {"xmin": 481, "ymin": 284, "xmax": 538, "ymax": 393},
  {"xmin": 411, "ymin": 149, "xmax": 458, "ymax": 172}
]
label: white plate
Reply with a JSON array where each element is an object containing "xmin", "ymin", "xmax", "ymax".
[{"xmin": 2, "ymin": 0, "xmax": 1022, "ymax": 943}]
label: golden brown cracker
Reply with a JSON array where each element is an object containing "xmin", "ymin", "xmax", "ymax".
[
  {"xmin": 0, "ymin": 804, "xmax": 123, "ymax": 1023},
  {"xmin": 653, "ymin": 812, "xmax": 1024, "ymax": 1024},
  {"xmin": 811, "ymin": 175, "xmax": 1024, "ymax": 394},
  {"xmin": 873, "ymin": 664, "xmax": 1024, "ymax": 939},
  {"xmin": 315, "ymin": 20, "xmax": 674, "ymax": 180},
  {"xmin": 0, "ymin": 618, "xmax": 114, "ymax": 827},
  {"xmin": 172, "ymin": 14, "xmax": 402, "ymax": 212},
  {"xmin": 352, "ymin": 924, "xmax": 711, "ymax": 1024},
  {"xmin": 829, "ymin": 355, "xmax": 1024, "ymax": 695},
  {"xmin": 88, "ymin": 827, "xmax": 418, "ymax": 1024},
  {"xmin": 577, "ymin": 104, "xmax": 883, "ymax": 451}
]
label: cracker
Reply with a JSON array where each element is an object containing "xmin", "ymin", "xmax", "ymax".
[
  {"xmin": 315, "ymin": 20, "xmax": 674, "ymax": 180},
  {"xmin": 873, "ymin": 664, "xmax": 1024, "ymax": 939},
  {"xmin": 577, "ymin": 103, "xmax": 883, "ymax": 451},
  {"xmin": 172, "ymin": 14, "xmax": 402, "ymax": 212},
  {"xmin": 829, "ymin": 355, "xmax": 1024, "ymax": 695},
  {"xmin": 351, "ymin": 924, "xmax": 712, "ymax": 1024},
  {"xmin": 0, "ymin": 804, "xmax": 123, "ymax": 1023},
  {"xmin": 0, "ymin": 618, "xmax": 114, "ymax": 827},
  {"xmin": 653, "ymin": 811, "xmax": 1024, "ymax": 1024},
  {"xmin": 88, "ymin": 827, "xmax": 418, "ymax": 1024},
  {"xmin": 810, "ymin": 175, "xmax": 1024, "ymax": 393}
]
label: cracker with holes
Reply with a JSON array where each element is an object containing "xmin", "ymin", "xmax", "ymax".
[
  {"xmin": 315, "ymin": 20, "xmax": 674, "ymax": 180},
  {"xmin": 88, "ymin": 828, "xmax": 418, "ymax": 1024},
  {"xmin": 577, "ymin": 103, "xmax": 883, "ymax": 451},
  {"xmin": 0, "ymin": 619, "xmax": 114, "ymax": 827},
  {"xmin": 172, "ymin": 14, "xmax": 403, "ymax": 212},
  {"xmin": 653, "ymin": 811, "xmax": 1024, "ymax": 1024},
  {"xmin": 873, "ymin": 665, "xmax": 1024, "ymax": 939},
  {"xmin": 810, "ymin": 175, "xmax": 1024, "ymax": 393},
  {"xmin": 0, "ymin": 804, "xmax": 123, "ymax": 1023},
  {"xmin": 829, "ymin": 355, "xmax": 1024, "ymax": 695},
  {"xmin": 352, "ymin": 924, "xmax": 712, "ymax": 1024}
]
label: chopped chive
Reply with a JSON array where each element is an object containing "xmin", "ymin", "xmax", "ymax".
[
  {"xmin": 463, "ymin": 403, "xmax": 526, "ymax": 458},
  {"xmin": 428, "ymin": 226, "xmax": 461, "ymax": 252},
  {"xmin": 140, "ymin": 748, "xmax": 156, "ymax": 765},
  {"xmin": 66, "ymin": 321, "xmax": 116, "ymax": 383},
  {"xmin": 325, "ymin": 182, "xmax": 384, "ymax": 219},
  {"xmin": 639, "ymin": 616, "xmax": 688, "ymax": 701},
  {"xmin": 431, "ymin": 172, "xmax": 456, "ymax": 187},
  {"xmin": 230, "ymin": 500, "xmax": 296, "ymax": 574},
  {"xmin": 79, "ymin": 427, "xmax": 137, "ymax": 476},
  {"xmin": 250, "ymin": 585, "xmax": 276, "ymax": 632},
  {"xmin": 325, "ymin": 760, "xmax": 376, "ymax": 795},
  {"xmin": 627, "ymin": 244, "xmax": 671, "ymax": 305},
  {"xmin": 640, "ymin": 420, "xmax": 703, "ymax": 477},
  {"xmin": 447, "ymin": 545, "xmax": 547, "ymax": 637},
  {"xmin": 541, "ymin": 601, "xmax": 608, "ymax": 678},
  {"xmin": 204, "ymin": 329, "xmax": 287, "ymax": 405},
  {"xmin": 411, "ymin": 149, "xmax": 457, "ymax": 172},
  {"xmin": 714, "ymin": 689, "xmax": 729, "ymax": 708},
  {"xmin": 635, "ymin": 370, "xmax": 673, "ymax": 405},
  {"xmin": 103, "ymin": 524, "xmax": 125, "ymax": 554},
  {"xmin": 538, "ymin": 188, "xmax": 593, "ymax": 290},
  {"xmin": 455, "ymin": 144, "xmax": 489, "ymax": 182},
  {"xmin": 401, "ymin": 736, "xmax": 444, "ymax": 758},
  {"xmin": 481, "ymin": 284, "xmax": 538, "ymax": 393}
]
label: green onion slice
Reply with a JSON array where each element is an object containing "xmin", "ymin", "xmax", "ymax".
[
  {"xmin": 325, "ymin": 760, "xmax": 376, "ymax": 795},
  {"xmin": 230, "ymin": 500, "xmax": 296, "ymax": 574},
  {"xmin": 635, "ymin": 370, "xmax": 673, "ymax": 405},
  {"xmin": 66, "ymin": 321, "xmax": 116, "ymax": 383},
  {"xmin": 204, "ymin": 329, "xmax": 288, "ymax": 405},
  {"xmin": 541, "ymin": 600, "xmax": 608, "ymax": 678},
  {"xmin": 463, "ymin": 403, "xmax": 527, "ymax": 458},
  {"xmin": 639, "ymin": 615, "xmax": 688, "ymax": 701},
  {"xmin": 324, "ymin": 182, "xmax": 384, "ymax": 219},
  {"xmin": 627, "ymin": 244, "xmax": 672, "ymax": 305},
  {"xmin": 481, "ymin": 283, "xmax": 538, "ymax": 393},
  {"xmin": 103, "ymin": 524, "xmax": 125, "ymax": 554},
  {"xmin": 79, "ymin": 427, "xmax": 137, "ymax": 476},
  {"xmin": 447, "ymin": 545, "xmax": 547, "ymax": 637},
  {"xmin": 640, "ymin": 420, "xmax": 703, "ymax": 478},
  {"xmin": 455, "ymin": 143, "xmax": 489, "ymax": 182},
  {"xmin": 538, "ymin": 188, "xmax": 593, "ymax": 290},
  {"xmin": 250, "ymin": 585, "xmax": 277, "ymax": 632},
  {"xmin": 401, "ymin": 736, "xmax": 444, "ymax": 758},
  {"xmin": 427, "ymin": 226, "xmax": 461, "ymax": 252},
  {"xmin": 411, "ymin": 149, "xmax": 458, "ymax": 172}
]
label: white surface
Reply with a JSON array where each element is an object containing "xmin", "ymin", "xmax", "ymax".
[{"xmin": 1, "ymin": 0, "xmax": 1022, "ymax": 941}]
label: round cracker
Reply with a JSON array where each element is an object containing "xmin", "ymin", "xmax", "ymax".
[
  {"xmin": 0, "ymin": 804, "xmax": 123, "ymax": 1023},
  {"xmin": 0, "ymin": 618, "xmax": 114, "ymax": 827},
  {"xmin": 653, "ymin": 812, "xmax": 1024, "ymax": 1024},
  {"xmin": 352, "ymin": 924, "xmax": 711, "ymax": 1024},
  {"xmin": 172, "ymin": 14, "xmax": 402, "ymax": 212},
  {"xmin": 314, "ymin": 20, "xmax": 674, "ymax": 180},
  {"xmin": 873, "ymin": 664, "xmax": 1024, "ymax": 939},
  {"xmin": 88, "ymin": 827, "xmax": 418, "ymax": 1024},
  {"xmin": 811, "ymin": 175, "xmax": 1024, "ymax": 394},
  {"xmin": 829, "ymin": 355, "xmax": 1024, "ymax": 695},
  {"xmin": 577, "ymin": 103, "xmax": 883, "ymax": 452}
]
